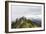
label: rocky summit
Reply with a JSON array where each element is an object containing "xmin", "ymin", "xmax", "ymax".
[{"xmin": 11, "ymin": 16, "xmax": 41, "ymax": 28}]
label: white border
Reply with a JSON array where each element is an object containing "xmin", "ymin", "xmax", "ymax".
[{"xmin": 9, "ymin": 2, "xmax": 44, "ymax": 32}]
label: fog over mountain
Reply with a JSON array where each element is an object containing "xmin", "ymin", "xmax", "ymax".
[{"xmin": 24, "ymin": 15, "xmax": 41, "ymax": 24}]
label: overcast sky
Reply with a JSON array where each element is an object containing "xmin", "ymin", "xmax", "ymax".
[{"xmin": 11, "ymin": 5, "xmax": 42, "ymax": 21}]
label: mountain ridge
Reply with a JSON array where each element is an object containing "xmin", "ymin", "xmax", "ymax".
[{"xmin": 11, "ymin": 16, "xmax": 41, "ymax": 28}]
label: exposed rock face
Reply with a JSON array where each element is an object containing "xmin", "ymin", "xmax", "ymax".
[{"xmin": 11, "ymin": 16, "xmax": 41, "ymax": 28}]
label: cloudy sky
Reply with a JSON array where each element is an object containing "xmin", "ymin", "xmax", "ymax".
[{"xmin": 11, "ymin": 5, "xmax": 42, "ymax": 21}]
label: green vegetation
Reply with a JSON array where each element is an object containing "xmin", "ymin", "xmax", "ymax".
[{"xmin": 11, "ymin": 16, "xmax": 41, "ymax": 28}]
